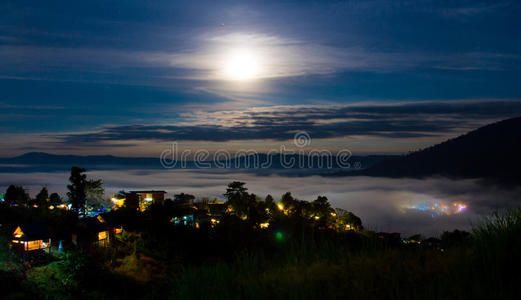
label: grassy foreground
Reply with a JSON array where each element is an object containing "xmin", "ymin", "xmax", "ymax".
[{"xmin": 2, "ymin": 209, "xmax": 521, "ymax": 299}]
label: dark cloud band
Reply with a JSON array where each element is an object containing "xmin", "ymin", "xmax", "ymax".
[{"xmin": 54, "ymin": 100, "xmax": 521, "ymax": 144}]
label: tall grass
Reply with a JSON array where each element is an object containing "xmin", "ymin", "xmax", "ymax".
[
  {"xmin": 470, "ymin": 209, "xmax": 521, "ymax": 298},
  {"xmin": 4, "ymin": 209, "xmax": 521, "ymax": 299},
  {"xmin": 169, "ymin": 210, "xmax": 521, "ymax": 299}
]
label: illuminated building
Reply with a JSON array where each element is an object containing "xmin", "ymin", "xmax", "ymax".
[
  {"xmin": 73, "ymin": 216, "xmax": 114, "ymax": 247},
  {"xmin": 111, "ymin": 190, "xmax": 167, "ymax": 211},
  {"xmin": 11, "ymin": 223, "xmax": 51, "ymax": 254}
]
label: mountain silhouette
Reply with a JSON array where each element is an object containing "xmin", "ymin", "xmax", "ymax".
[
  {"xmin": 0, "ymin": 152, "xmax": 395, "ymax": 174},
  {"xmin": 349, "ymin": 116, "xmax": 521, "ymax": 184}
]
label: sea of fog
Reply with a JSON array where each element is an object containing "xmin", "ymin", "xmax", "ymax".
[{"xmin": 2, "ymin": 169, "xmax": 520, "ymax": 237}]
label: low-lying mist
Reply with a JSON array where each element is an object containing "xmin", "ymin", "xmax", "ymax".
[{"xmin": 2, "ymin": 169, "xmax": 520, "ymax": 237}]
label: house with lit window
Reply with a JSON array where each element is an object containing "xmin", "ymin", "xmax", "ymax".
[
  {"xmin": 110, "ymin": 191, "xmax": 134, "ymax": 209},
  {"xmin": 111, "ymin": 190, "xmax": 166, "ymax": 211},
  {"xmin": 97, "ymin": 214, "xmax": 123, "ymax": 236},
  {"xmin": 131, "ymin": 190, "xmax": 166, "ymax": 209},
  {"xmin": 11, "ymin": 223, "xmax": 52, "ymax": 254},
  {"xmin": 73, "ymin": 216, "xmax": 111, "ymax": 247}
]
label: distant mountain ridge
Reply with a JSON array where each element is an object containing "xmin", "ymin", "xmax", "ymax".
[
  {"xmin": 0, "ymin": 152, "xmax": 397, "ymax": 174},
  {"xmin": 346, "ymin": 116, "xmax": 521, "ymax": 184},
  {"xmin": 1, "ymin": 152, "xmax": 158, "ymax": 166}
]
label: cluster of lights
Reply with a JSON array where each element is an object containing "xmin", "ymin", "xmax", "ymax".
[
  {"xmin": 402, "ymin": 201, "xmax": 467, "ymax": 215},
  {"xmin": 210, "ymin": 218, "xmax": 220, "ymax": 227},
  {"xmin": 111, "ymin": 197, "xmax": 125, "ymax": 208}
]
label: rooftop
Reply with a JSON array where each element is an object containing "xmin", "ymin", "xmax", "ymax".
[{"xmin": 129, "ymin": 190, "xmax": 167, "ymax": 194}]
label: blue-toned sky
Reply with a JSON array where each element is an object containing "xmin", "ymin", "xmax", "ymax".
[{"xmin": 1, "ymin": 0, "xmax": 521, "ymax": 156}]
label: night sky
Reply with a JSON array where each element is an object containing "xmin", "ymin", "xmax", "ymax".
[{"xmin": 1, "ymin": 0, "xmax": 521, "ymax": 156}]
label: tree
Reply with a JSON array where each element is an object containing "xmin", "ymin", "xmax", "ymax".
[
  {"xmin": 35, "ymin": 187, "xmax": 49, "ymax": 208},
  {"xmin": 312, "ymin": 196, "xmax": 331, "ymax": 213},
  {"xmin": 224, "ymin": 182, "xmax": 250, "ymax": 217},
  {"xmin": 4, "ymin": 185, "xmax": 29, "ymax": 206},
  {"xmin": 67, "ymin": 166, "xmax": 87, "ymax": 215},
  {"xmin": 311, "ymin": 196, "xmax": 334, "ymax": 225},
  {"xmin": 335, "ymin": 208, "xmax": 363, "ymax": 231},
  {"xmin": 280, "ymin": 192, "xmax": 303, "ymax": 216},
  {"xmin": 224, "ymin": 182, "xmax": 248, "ymax": 200},
  {"xmin": 49, "ymin": 193, "xmax": 63, "ymax": 206},
  {"xmin": 264, "ymin": 194, "xmax": 276, "ymax": 214},
  {"xmin": 265, "ymin": 194, "xmax": 274, "ymax": 205},
  {"xmin": 280, "ymin": 192, "xmax": 295, "ymax": 208},
  {"xmin": 245, "ymin": 193, "xmax": 267, "ymax": 225},
  {"xmin": 85, "ymin": 179, "xmax": 105, "ymax": 209}
]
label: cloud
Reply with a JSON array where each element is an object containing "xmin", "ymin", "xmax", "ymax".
[
  {"xmin": 437, "ymin": 1, "xmax": 513, "ymax": 18},
  {"xmin": 2, "ymin": 30, "xmax": 518, "ymax": 86},
  {"xmin": 49, "ymin": 99, "xmax": 521, "ymax": 146},
  {"xmin": 0, "ymin": 102, "xmax": 65, "ymax": 110}
]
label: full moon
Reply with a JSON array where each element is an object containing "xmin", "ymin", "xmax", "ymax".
[{"xmin": 222, "ymin": 49, "xmax": 260, "ymax": 81}]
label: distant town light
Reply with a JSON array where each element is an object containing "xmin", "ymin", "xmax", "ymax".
[{"xmin": 402, "ymin": 200, "xmax": 468, "ymax": 215}]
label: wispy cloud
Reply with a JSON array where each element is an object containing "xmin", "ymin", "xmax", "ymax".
[
  {"xmin": 51, "ymin": 99, "xmax": 521, "ymax": 145},
  {"xmin": 0, "ymin": 102, "xmax": 65, "ymax": 110},
  {"xmin": 2, "ymin": 31, "xmax": 518, "ymax": 87}
]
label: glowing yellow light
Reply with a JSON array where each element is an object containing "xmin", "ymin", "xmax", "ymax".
[
  {"xmin": 49, "ymin": 205, "xmax": 54, "ymax": 210},
  {"xmin": 13, "ymin": 226, "xmax": 23, "ymax": 238},
  {"xmin": 223, "ymin": 49, "xmax": 260, "ymax": 80},
  {"xmin": 26, "ymin": 240, "xmax": 44, "ymax": 251},
  {"xmin": 259, "ymin": 222, "xmax": 270, "ymax": 229},
  {"xmin": 98, "ymin": 231, "xmax": 108, "ymax": 240},
  {"xmin": 111, "ymin": 197, "xmax": 125, "ymax": 208},
  {"xmin": 314, "ymin": 216, "xmax": 320, "ymax": 220},
  {"xmin": 277, "ymin": 204, "xmax": 284, "ymax": 210},
  {"xmin": 331, "ymin": 212, "xmax": 337, "ymax": 217}
]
